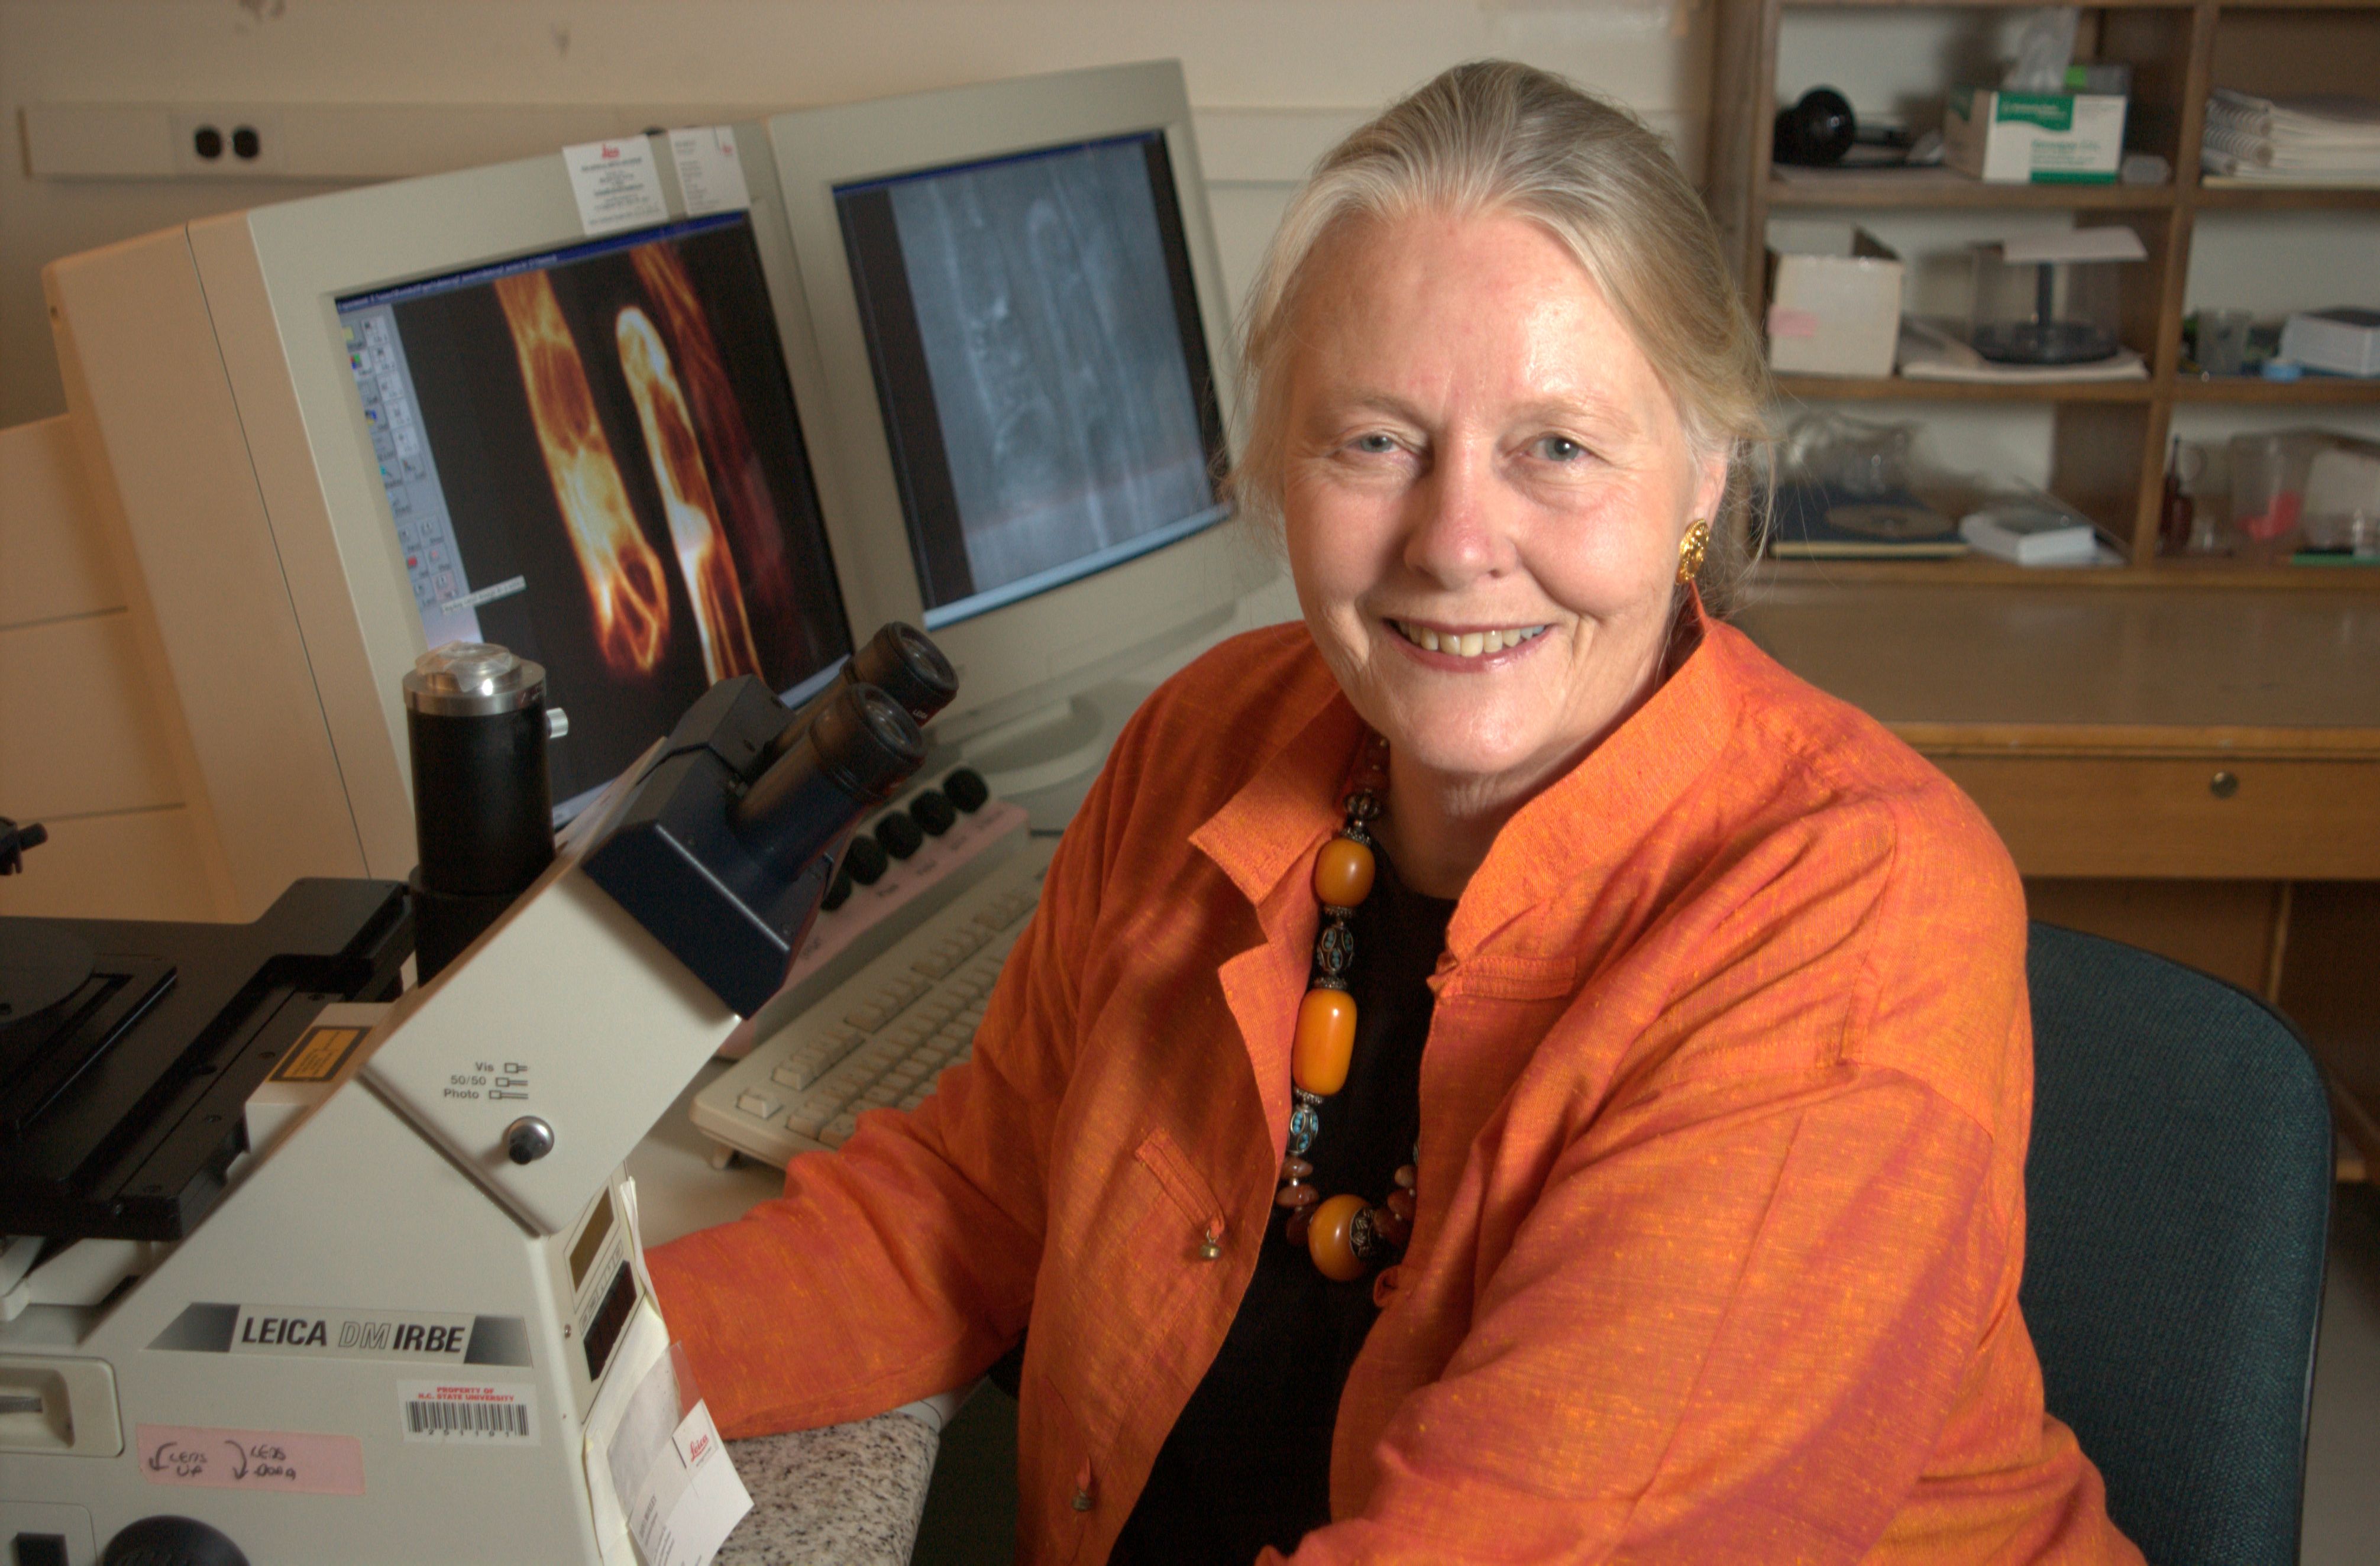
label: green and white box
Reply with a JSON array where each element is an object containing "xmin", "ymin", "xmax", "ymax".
[{"xmin": 1946, "ymin": 89, "xmax": 2128, "ymax": 183}]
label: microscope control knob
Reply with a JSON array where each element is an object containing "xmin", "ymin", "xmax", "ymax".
[
  {"xmin": 820, "ymin": 863, "xmax": 855, "ymax": 911},
  {"xmin": 942, "ymin": 768, "xmax": 991, "ymax": 813},
  {"xmin": 842, "ymin": 836, "xmax": 889, "ymax": 886},
  {"xmin": 505, "ymin": 1116, "xmax": 555, "ymax": 1165},
  {"xmin": 909, "ymin": 790, "xmax": 957, "ymax": 837},
  {"xmin": 874, "ymin": 812, "xmax": 924, "ymax": 861},
  {"xmin": 103, "ymin": 1515, "xmax": 249, "ymax": 1566}
]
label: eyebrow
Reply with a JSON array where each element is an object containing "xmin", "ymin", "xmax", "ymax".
[
  {"xmin": 1301, "ymin": 387, "xmax": 1641, "ymax": 439},
  {"xmin": 1511, "ymin": 393, "xmax": 1637, "ymax": 433}
]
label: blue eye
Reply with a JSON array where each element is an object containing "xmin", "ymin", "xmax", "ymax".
[
  {"xmin": 1533, "ymin": 435, "xmax": 1587, "ymax": 462},
  {"xmin": 1351, "ymin": 433, "xmax": 1399, "ymax": 455}
]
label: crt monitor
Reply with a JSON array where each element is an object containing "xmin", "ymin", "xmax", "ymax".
[
  {"xmin": 43, "ymin": 127, "xmax": 858, "ymax": 914},
  {"xmin": 765, "ymin": 62, "xmax": 1269, "ymax": 807},
  {"xmin": 331, "ymin": 213, "xmax": 852, "ymax": 820}
]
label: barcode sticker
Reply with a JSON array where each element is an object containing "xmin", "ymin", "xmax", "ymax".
[{"xmin": 399, "ymin": 1382, "xmax": 537, "ymax": 1444}]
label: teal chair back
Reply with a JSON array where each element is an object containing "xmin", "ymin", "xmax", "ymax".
[{"xmin": 2022, "ymin": 923, "xmax": 2333, "ymax": 1565}]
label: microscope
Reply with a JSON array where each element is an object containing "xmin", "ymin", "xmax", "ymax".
[{"xmin": 0, "ymin": 625, "xmax": 955, "ymax": 1565}]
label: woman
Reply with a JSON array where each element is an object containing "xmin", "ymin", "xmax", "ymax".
[{"xmin": 649, "ymin": 62, "xmax": 2139, "ymax": 1564}]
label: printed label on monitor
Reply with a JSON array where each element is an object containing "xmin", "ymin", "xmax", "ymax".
[{"xmin": 564, "ymin": 138, "xmax": 670, "ymax": 235}]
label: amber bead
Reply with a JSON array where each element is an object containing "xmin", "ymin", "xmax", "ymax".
[
  {"xmin": 1385, "ymin": 1188, "xmax": 1416, "ymax": 1224},
  {"xmin": 1284, "ymin": 1205, "xmax": 1315, "ymax": 1247},
  {"xmin": 1274, "ymin": 1182, "xmax": 1319, "ymax": 1209},
  {"xmin": 1311, "ymin": 836, "xmax": 1376, "ymax": 910},
  {"xmin": 1280, "ymin": 1156, "xmax": 1314, "ymax": 1182},
  {"xmin": 1306, "ymin": 1193, "xmax": 1369, "ymax": 1281},
  {"xmin": 1291, "ymin": 989, "xmax": 1357, "ymax": 1096},
  {"xmin": 1372, "ymin": 1205, "xmax": 1412, "ymax": 1248}
]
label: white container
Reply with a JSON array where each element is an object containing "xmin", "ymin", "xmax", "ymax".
[
  {"xmin": 1765, "ymin": 222, "xmax": 1904, "ymax": 378},
  {"xmin": 1959, "ymin": 502, "xmax": 2101, "ymax": 565},
  {"xmin": 2279, "ymin": 308, "xmax": 2380, "ymax": 378},
  {"xmin": 1946, "ymin": 89, "xmax": 2129, "ymax": 183}
]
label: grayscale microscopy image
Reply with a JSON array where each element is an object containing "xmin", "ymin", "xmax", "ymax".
[{"xmin": 890, "ymin": 141, "xmax": 1214, "ymax": 596}]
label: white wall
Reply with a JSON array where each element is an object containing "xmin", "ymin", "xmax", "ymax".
[{"xmin": 1, "ymin": 0, "xmax": 1713, "ymax": 428}]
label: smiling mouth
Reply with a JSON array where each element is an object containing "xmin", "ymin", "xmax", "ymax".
[{"xmin": 1389, "ymin": 620, "xmax": 1550, "ymax": 658}]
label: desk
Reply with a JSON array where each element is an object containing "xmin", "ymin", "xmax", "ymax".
[
  {"xmin": 629, "ymin": 1065, "xmax": 944, "ymax": 1566},
  {"xmin": 1736, "ymin": 581, "xmax": 2380, "ymax": 1175}
]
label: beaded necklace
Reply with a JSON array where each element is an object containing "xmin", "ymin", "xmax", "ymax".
[{"xmin": 1273, "ymin": 740, "xmax": 1419, "ymax": 1282}]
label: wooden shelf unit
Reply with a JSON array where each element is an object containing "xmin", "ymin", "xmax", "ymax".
[
  {"xmin": 1708, "ymin": 0, "xmax": 2380, "ymax": 572},
  {"xmin": 1711, "ymin": 1, "xmax": 2380, "ymax": 1180}
]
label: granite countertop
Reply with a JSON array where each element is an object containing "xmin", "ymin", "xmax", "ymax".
[{"xmin": 719, "ymin": 1409, "xmax": 940, "ymax": 1565}]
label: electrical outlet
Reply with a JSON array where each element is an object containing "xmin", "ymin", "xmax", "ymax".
[{"xmin": 168, "ymin": 106, "xmax": 284, "ymax": 176}]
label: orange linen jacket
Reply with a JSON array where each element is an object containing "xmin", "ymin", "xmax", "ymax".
[{"xmin": 646, "ymin": 614, "xmax": 2142, "ymax": 1565}]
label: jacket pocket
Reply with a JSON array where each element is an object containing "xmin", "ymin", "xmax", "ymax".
[{"xmin": 1133, "ymin": 1125, "xmax": 1227, "ymax": 1243}]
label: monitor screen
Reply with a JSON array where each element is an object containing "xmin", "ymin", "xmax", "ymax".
[
  {"xmin": 335, "ymin": 212, "xmax": 853, "ymax": 814},
  {"xmin": 833, "ymin": 131, "xmax": 1228, "ymax": 630}
]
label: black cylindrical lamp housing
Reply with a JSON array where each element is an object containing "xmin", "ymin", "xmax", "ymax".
[{"xmin": 403, "ymin": 643, "xmax": 556, "ymax": 980}]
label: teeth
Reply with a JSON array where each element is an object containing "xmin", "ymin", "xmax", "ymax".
[{"xmin": 1395, "ymin": 622, "xmax": 1546, "ymax": 658}]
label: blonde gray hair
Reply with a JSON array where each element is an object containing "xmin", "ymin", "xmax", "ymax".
[{"xmin": 1228, "ymin": 60, "xmax": 1770, "ymax": 614}]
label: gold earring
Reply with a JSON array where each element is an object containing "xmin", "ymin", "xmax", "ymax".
[{"xmin": 1676, "ymin": 519, "xmax": 1711, "ymax": 585}]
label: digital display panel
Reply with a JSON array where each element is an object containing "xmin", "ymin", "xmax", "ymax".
[{"xmin": 337, "ymin": 213, "xmax": 852, "ymax": 817}]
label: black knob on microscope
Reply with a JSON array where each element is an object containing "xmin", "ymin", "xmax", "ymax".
[
  {"xmin": 104, "ymin": 1515, "xmax": 249, "ymax": 1566},
  {"xmin": 505, "ymin": 1116, "xmax": 555, "ymax": 1164},
  {"xmin": 908, "ymin": 790, "xmax": 957, "ymax": 837},
  {"xmin": 942, "ymin": 768, "xmax": 991, "ymax": 813},
  {"xmin": 875, "ymin": 812, "xmax": 924, "ymax": 861},
  {"xmin": 841, "ymin": 836, "xmax": 889, "ymax": 886},
  {"xmin": 820, "ymin": 863, "xmax": 855, "ymax": 911}
]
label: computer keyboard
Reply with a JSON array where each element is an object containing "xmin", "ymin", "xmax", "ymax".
[{"xmin": 691, "ymin": 834, "xmax": 1055, "ymax": 1167}]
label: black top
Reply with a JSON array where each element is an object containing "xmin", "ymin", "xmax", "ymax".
[{"xmin": 1112, "ymin": 852, "xmax": 1456, "ymax": 1565}]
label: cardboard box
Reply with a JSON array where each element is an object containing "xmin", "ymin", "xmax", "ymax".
[
  {"xmin": 2280, "ymin": 308, "xmax": 2380, "ymax": 378},
  {"xmin": 1765, "ymin": 222, "xmax": 1904, "ymax": 378},
  {"xmin": 1946, "ymin": 89, "xmax": 2128, "ymax": 183}
]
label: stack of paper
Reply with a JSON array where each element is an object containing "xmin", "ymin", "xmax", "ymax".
[{"xmin": 2202, "ymin": 90, "xmax": 2380, "ymax": 186}]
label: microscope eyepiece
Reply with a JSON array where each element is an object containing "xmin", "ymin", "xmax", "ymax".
[
  {"xmin": 849, "ymin": 622, "xmax": 959, "ymax": 729},
  {"xmin": 730, "ymin": 682, "xmax": 926, "ymax": 883},
  {"xmin": 811, "ymin": 684, "xmax": 928, "ymax": 802},
  {"xmin": 759, "ymin": 622, "xmax": 955, "ymax": 774}
]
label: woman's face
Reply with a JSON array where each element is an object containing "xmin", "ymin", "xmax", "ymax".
[{"xmin": 1282, "ymin": 208, "xmax": 1726, "ymax": 810}]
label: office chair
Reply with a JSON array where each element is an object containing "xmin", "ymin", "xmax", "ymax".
[{"xmin": 2021, "ymin": 922, "xmax": 2334, "ymax": 1566}]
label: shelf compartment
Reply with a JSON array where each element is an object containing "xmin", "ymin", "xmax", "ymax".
[
  {"xmin": 2171, "ymin": 376, "xmax": 2380, "ymax": 403},
  {"xmin": 1751, "ymin": 555, "xmax": 2380, "ymax": 590},
  {"xmin": 2191, "ymin": 183, "xmax": 2380, "ymax": 211},
  {"xmin": 1778, "ymin": 0, "xmax": 2198, "ymax": 9},
  {"xmin": 1767, "ymin": 172, "xmax": 2177, "ymax": 209},
  {"xmin": 1774, "ymin": 375, "xmax": 2158, "ymax": 402}
]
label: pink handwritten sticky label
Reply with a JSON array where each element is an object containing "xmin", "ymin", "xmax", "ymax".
[
  {"xmin": 1767, "ymin": 305, "xmax": 1821, "ymax": 340},
  {"xmin": 138, "ymin": 1423, "xmax": 365, "ymax": 1496}
]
